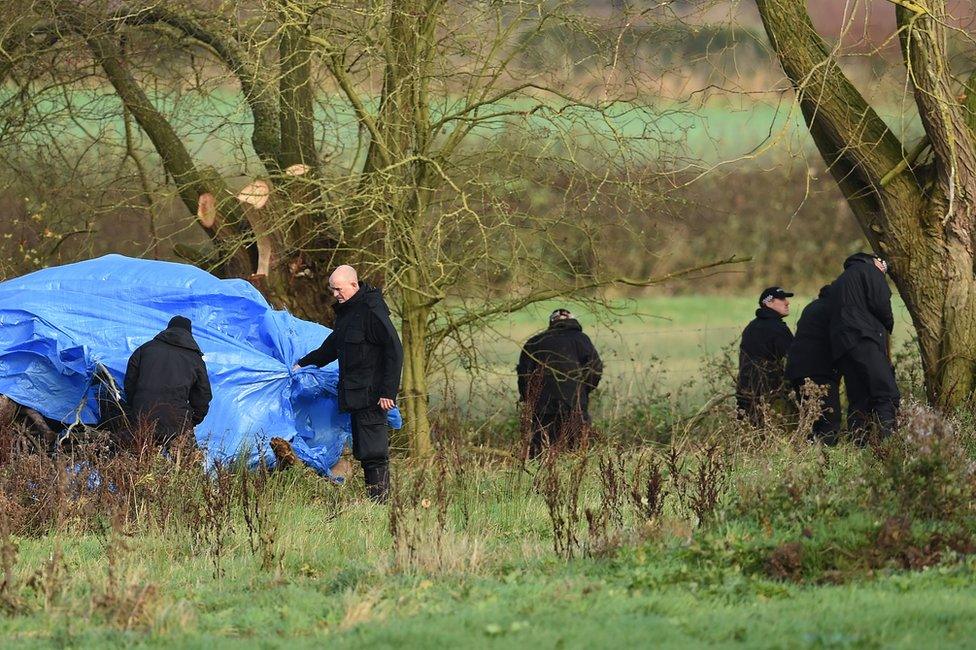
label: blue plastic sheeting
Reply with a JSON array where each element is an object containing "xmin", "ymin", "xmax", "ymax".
[{"xmin": 0, "ymin": 254, "xmax": 401, "ymax": 476}]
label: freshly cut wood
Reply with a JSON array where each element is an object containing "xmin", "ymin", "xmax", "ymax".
[
  {"xmin": 237, "ymin": 178, "xmax": 274, "ymax": 277},
  {"xmin": 197, "ymin": 192, "xmax": 217, "ymax": 228},
  {"xmin": 237, "ymin": 179, "xmax": 271, "ymax": 209}
]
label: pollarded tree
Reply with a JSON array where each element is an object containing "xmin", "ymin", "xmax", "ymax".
[
  {"xmin": 1, "ymin": 0, "xmax": 338, "ymax": 320},
  {"xmin": 755, "ymin": 0, "xmax": 976, "ymax": 407}
]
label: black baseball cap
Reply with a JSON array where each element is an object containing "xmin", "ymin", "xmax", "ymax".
[
  {"xmin": 549, "ymin": 308, "xmax": 575, "ymax": 322},
  {"xmin": 759, "ymin": 287, "xmax": 793, "ymax": 305}
]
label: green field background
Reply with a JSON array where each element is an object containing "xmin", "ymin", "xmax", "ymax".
[{"xmin": 11, "ymin": 89, "xmax": 924, "ymax": 173}]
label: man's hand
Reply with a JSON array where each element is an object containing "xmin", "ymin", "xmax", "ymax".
[
  {"xmin": 292, "ymin": 364, "xmax": 301, "ymax": 371},
  {"xmin": 378, "ymin": 397, "xmax": 395, "ymax": 411}
]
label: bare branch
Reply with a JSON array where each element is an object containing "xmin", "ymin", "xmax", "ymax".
[
  {"xmin": 429, "ymin": 256, "xmax": 749, "ymax": 347},
  {"xmin": 895, "ymin": 1, "xmax": 976, "ymax": 220},
  {"xmin": 114, "ymin": 4, "xmax": 282, "ymax": 170},
  {"xmin": 755, "ymin": 0, "xmax": 920, "ymax": 218}
]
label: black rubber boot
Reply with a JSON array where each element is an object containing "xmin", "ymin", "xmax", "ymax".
[{"xmin": 364, "ymin": 463, "xmax": 390, "ymax": 504}]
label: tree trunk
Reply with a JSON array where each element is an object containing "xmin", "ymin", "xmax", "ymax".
[
  {"xmin": 356, "ymin": 0, "xmax": 438, "ymax": 454},
  {"xmin": 903, "ymin": 202, "xmax": 976, "ymax": 407},
  {"xmin": 755, "ymin": 0, "xmax": 976, "ymax": 408},
  {"xmin": 399, "ymin": 273, "xmax": 433, "ymax": 456}
]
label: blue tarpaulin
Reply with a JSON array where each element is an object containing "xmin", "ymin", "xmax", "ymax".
[{"xmin": 0, "ymin": 254, "xmax": 401, "ymax": 476}]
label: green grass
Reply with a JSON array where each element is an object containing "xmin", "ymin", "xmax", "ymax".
[{"xmin": 4, "ymin": 438, "xmax": 976, "ymax": 649}]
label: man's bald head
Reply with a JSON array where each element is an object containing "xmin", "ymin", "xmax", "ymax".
[
  {"xmin": 329, "ymin": 265, "xmax": 360, "ymax": 303},
  {"xmin": 330, "ymin": 265, "xmax": 358, "ymax": 283}
]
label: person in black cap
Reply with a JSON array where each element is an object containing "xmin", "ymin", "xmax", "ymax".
[
  {"xmin": 736, "ymin": 287, "xmax": 794, "ymax": 426},
  {"xmin": 786, "ymin": 285, "xmax": 841, "ymax": 444},
  {"xmin": 828, "ymin": 253, "xmax": 898, "ymax": 441},
  {"xmin": 517, "ymin": 308, "xmax": 603, "ymax": 457},
  {"xmin": 123, "ymin": 315, "xmax": 212, "ymax": 450}
]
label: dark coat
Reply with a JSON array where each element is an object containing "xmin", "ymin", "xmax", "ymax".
[
  {"xmin": 737, "ymin": 306, "xmax": 793, "ymax": 400},
  {"xmin": 124, "ymin": 326, "xmax": 212, "ymax": 443},
  {"xmin": 786, "ymin": 285, "xmax": 837, "ymax": 381},
  {"xmin": 828, "ymin": 253, "xmax": 894, "ymax": 359},
  {"xmin": 516, "ymin": 319, "xmax": 603, "ymax": 416},
  {"xmin": 297, "ymin": 283, "xmax": 403, "ymax": 413}
]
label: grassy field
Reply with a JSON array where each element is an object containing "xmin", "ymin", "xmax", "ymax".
[
  {"xmin": 3, "ymin": 427, "xmax": 976, "ymax": 649},
  {"xmin": 4, "ymin": 294, "xmax": 963, "ymax": 650}
]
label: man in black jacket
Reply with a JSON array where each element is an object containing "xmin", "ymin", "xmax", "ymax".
[
  {"xmin": 295, "ymin": 265, "xmax": 403, "ymax": 502},
  {"xmin": 786, "ymin": 285, "xmax": 841, "ymax": 445},
  {"xmin": 517, "ymin": 308, "xmax": 603, "ymax": 457},
  {"xmin": 124, "ymin": 315, "xmax": 212, "ymax": 450},
  {"xmin": 829, "ymin": 253, "xmax": 899, "ymax": 441},
  {"xmin": 736, "ymin": 287, "xmax": 794, "ymax": 426}
]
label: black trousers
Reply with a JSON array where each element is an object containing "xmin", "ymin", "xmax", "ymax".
[
  {"xmin": 115, "ymin": 409, "xmax": 191, "ymax": 452},
  {"xmin": 735, "ymin": 389, "xmax": 787, "ymax": 428},
  {"xmin": 529, "ymin": 409, "xmax": 588, "ymax": 458},
  {"xmin": 350, "ymin": 406, "xmax": 389, "ymax": 471},
  {"xmin": 837, "ymin": 340, "xmax": 899, "ymax": 441},
  {"xmin": 791, "ymin": 376, "xmax": 841, "ymax": 445}
]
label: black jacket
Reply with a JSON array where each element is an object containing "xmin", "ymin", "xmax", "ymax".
[
  {"xmin": 124, "ymin": 326, "xmax": 212, "ymax": 441},
  {"xmin": 516, "ymin": 319, "xmax": 603, "ymax": 415},
  {"xmin": 297, "ymin": 283, "xmax": 403, "ymax": 412},
  {"xmin": 786, "ymin": 285, "xmax": 837, "ymax": 381},
  {"xmin": 737, "ymin": 306, "xmax": 793, "ymax": 400},
  {"xmin": 828, "ymin": 253, "xmax": 894, "ymax": 359}
]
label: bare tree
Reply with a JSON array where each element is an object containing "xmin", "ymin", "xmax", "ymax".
[{"xmin": 755, "ymin": 0, "xmax": 976, "ymax": 407}]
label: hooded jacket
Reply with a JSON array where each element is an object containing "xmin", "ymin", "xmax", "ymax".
[
  {"xmin": 737, "ymin": 306, "xmax": 793, "ymax": 400},
  {"xmin": 786, "ymin": 285, "xmax": 837, "ymax": 381},
  {"xmin": 516, "ymin": 319, "xmax": 603, "ymax": 415},
  {"xmin": 828, "ymin": 253, "xmax": 894, "ymax": 359},
  {"xmin": 124, "ymin": 325, "xmax": 212, "ymax": 442},
  {"xmin": 297, "ymin": 283, "xmax": 403, "ymax": 412}
]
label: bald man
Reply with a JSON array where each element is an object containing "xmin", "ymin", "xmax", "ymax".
[{"xmin": 294, "ymin": 266, "xmax": 403, "ymax": 502}]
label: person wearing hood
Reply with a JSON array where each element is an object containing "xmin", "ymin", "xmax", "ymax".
[
  {"xmin": 786, "ymin": 285, "xmax": 841, "ymax": 444},
  {"xmin": 829, "ymin": 252, "xmax": 898, "ymax": 441},
  {"xmin": 295, "ymin": 265, "xmax": 403, "ymax": 502},
  {"xmin": 123, "ymin": 315, "xmax": 212, "ymax": 449},
  {"xmin": 517, "ymin": 308, "xmax": 603, "ymax": 457},
  {"xmin": 736, "ymin": 287, "xmax": 795, "ymax": 426}
]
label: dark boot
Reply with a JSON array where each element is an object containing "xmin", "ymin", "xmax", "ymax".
[{"xmin": 364, "ymin": 463, "xmax": 390, "ymax": 503}]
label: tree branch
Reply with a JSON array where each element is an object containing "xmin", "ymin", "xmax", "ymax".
[
  {"xmin": 963, "ymin": 69, "xmax": 976, "ymax": 135},
  {"xmin": 307, "ymin": 32, "xmax": 389, "ymax": 169},
  {"xmin": 114, "ymin": 5, "xmax": 282, "ymax": 171},
  {"xmin": 57, "ymin": 3, "xmax": 255, "ymax": 276},
  {"xmin": 429, "ymin": 255, "xmax": 749, "ymax": 347},
  {"xmin": 755, "ymin": 0, "xmax": 920, "ymax": 221},
  {"xmin": 276, "ymin": 1, "xmax": 319, "ymax": 171},
  {"xmin": 884, "ymin": 0, "xmax": 929, "ymax": 15},
  {"xmin": 0, "ymin": 19, "xmax": 59, "ymax": 82},
  {"xmin": 895, "ymin": 1, "xmax": 976, "ymax": 218}
]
